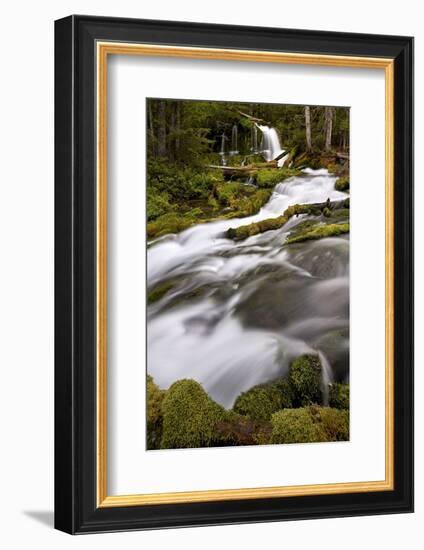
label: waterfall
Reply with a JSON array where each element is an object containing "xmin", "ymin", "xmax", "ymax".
[
  {"xmin": 220, "ymin": 132, "xmax": 225, "ymax": 154},
  {"xmin": 229, "ymin": 124, "xmax": 238, "ymax": 156},
  {"xmin": 257, "ymin": 124, "xmax": 289, "ymax": 167},
  {"xmin": 219, "ymin": 132, "xmax": 227, "ymax": 166}
]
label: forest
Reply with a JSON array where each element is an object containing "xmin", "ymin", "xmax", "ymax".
[
  {"xmin": 146, "ymin": 99, "xmax": 349, "ymax": 238},
  {"xmin": 146, "ymin": 98, "xmax": 350, "ymax": 450}
]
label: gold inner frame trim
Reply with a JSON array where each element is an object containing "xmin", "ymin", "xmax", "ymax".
[{"xmin": 96, "ymin": 42, "xmax": 395, "ymax": 508}]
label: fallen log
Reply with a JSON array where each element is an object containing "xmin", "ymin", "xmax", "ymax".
[
  {"xmin": 236, "ymin": 110, "xmax": 268, "ymax": 124},
  {"xmin": 208, "ymin": 160, "xmax": 278, "ymax": 178},
  {"xmin": 227, "ymin": 198, "xmax": 349, "ymax": 241},
  {"xmin": 336, "ymin": 152, "xmax": 350, "ymax": 160}
]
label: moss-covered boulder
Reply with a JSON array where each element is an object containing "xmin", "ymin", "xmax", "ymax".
[
  {"xmin": 329, "ymin": 383, "xmax": 350, "ymax": 410},
  {"xmin": 255, "ymin": 167, "xmax": 301, "ymax": 188},
  {"xmin": 317, "ymin": 406, "xmax": 349, "ymax": 441},
  {"xmin": 288, "ymin": 354, "xmax": 323, "ymax": 406},
  {"xmin": 335, "ymin": 176, "xmax": 349, "ymax": 192},
  {"xmin": 146, "ymin": 375, "xmax": 166, "ymax": 450},
  {"xmin": 233, "ymin": 378, "xmax": 293, "ymax": 422},
  {"xmin": 161, "ymin": 379, "xmax": 227, "ymax": 449},
  {"xmin": 270, "ymin": 407, "xmax": 319, "ymax": 444},
  {"xmin": 285, "ymin": 222, "xmax": 349, "ymax": 244},
  {"xmin": 270, "ymin": 405, "xmax": 349, "ymax": 444},
  {"xmin": 147, "ymin": 212, "xmax": 198, "ymax": 239}
]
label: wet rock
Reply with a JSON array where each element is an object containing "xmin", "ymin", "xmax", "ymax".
[
  {"xmin": 313, "ymin": 328, "xmax": 349, "ymax": 382},
  {"xmin": 288, "ymin": 354, "xmax": 323, "ymax": 406},
  {"xmin": 233, "ymin": 378, "xmax": 293, "ymax": 422},
  {"xmin": 288, "ymin": 238, "xmax": 349, "ymax": 278}
]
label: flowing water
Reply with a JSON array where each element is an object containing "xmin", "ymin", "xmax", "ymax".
[
  {"xmin": 257, "ymin": 124, "xmax": 289, "ymax": 167},
  {"xmin": 147, "ymin": 169, "xmax": 349, "ymax": 408}
]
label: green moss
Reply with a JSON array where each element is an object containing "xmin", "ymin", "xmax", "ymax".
[
  {"xmin": 147, "ymin": 189, "xmax": 174, "ymax": 221},
  {"xmin": 227, "ymin": 202, "xmax": 322, "ymax": 241},
  {"xmin": 335, "ymin": 176, "xmax": 349, "ymax": 192},
  {"xmin": 330, "ymin": 208, "xmax": 350, "ymax": 219},
  {"xmin": 147, "ymin": 183, "xmax": 272, "ymax": 239},
  {"xmin": 317, "ymin": 406, "xmax": 349, "ymax": 441},
  {"xmin": 147, "ymin": 281, "xmax": 174, "ymax": 304},
  {"xmin": 271, "ymin": 408, "xmax": 319, "ymax": 444},
  {"xmin": 215, "ymin": 182, "xmax": 272, "ymax": 216},
  {"xmin": 285, "ymin": 223, "xmax": 349, "ymax": 244},
  {"xmin": 270, "ymin": 406, "xmax": 349, "ymax": 444},
  {"xmin": 328, "ymin": 383, "xmax": 350, "ymax": 410},
  {"xmin": 255, "ymin": 167, "xmax": 301, "ymax": 188},
  {"xmin": 233, "ymin": 379, "xmax": 293, "ymax": 422},
  {"xmin": 146, "ymin": 376, "xmax": 166, "ymax": 450},
  {"xmin": 161, "ymin": 379, "xmax": 227, "ymax": 449},
  {"xmin": 214, "ymin": 414, "xmax": 272, "ymax": 446},
  {"xmin": 147, "ymin": 212, "xmax": 197, "ymax": 239},
  {"xmin": 288, "ymin": 354, "xmax": 323, "ymax": 406}
]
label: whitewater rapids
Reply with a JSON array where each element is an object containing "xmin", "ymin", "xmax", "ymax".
[{"xmin": 147, "ymin": 169, "xmax": 349, "ymax": 408}]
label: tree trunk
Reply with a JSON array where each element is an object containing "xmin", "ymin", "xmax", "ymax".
[
  {"xmin": 324, "ymin": 107, "xmax": 334, "ymax": 152},
  {"xmin": 170, "ymin": 103, "xmax": 176, "ymax": 161},
  {"xmin": 157, "ymin": 100, "xmax": 167, "ymax": 157},
  {"xmin": 175, "ymin": 102, "xmax": 181, "ymax": 157},
  {"xmin": 148, "ymin": 100, "xmax": 155, "ymax": 153},
  {"xmin": 304, "ymin": 106, "xmax": 312, "ymax": 151}
]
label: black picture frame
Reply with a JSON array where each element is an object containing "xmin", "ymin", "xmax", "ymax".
[{"xmin": 55, "ymin": 15, "xmax": 414, "ymax": 534}]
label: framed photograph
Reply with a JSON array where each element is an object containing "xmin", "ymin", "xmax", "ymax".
[{"xmin": 54, "ymin": 15, "xmax": 414, "ymax": 534}]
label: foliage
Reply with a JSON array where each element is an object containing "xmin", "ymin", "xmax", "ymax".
[
  {"xmin": 161, "ymin": 379, "xmax": 227, "ymax": 449},
  {"xmin": 329, "ymin": 383, "xmax": 350, "ymax": 410},
  {"xmin": 233, "ymin": 378, "xmax": 293, "ymax": 422},
  {"xmin": 146, "ymin": 188, "xmax": 173, "ymax": 221},
  {"xmin": 288, "ymin": 354, "xmax": 323, "ymax": 406},
  {"xmin": 146, "ymin": 376, "xmax": 166, "ymax": 450}
]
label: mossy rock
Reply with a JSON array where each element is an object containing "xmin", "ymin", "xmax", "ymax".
[
  {"xmin": 335, "ymin": 176, "xmax": 349, "ymax": 192},
  {"xmin": 329, "ymin": 383, "xmax": 350, "ymax": 410},
  {"xmin": 227, "ymin": 202, "xmax": 323, "ymax": 241},
  {"xmin": 147, "ymin": 212, "xmax": 198, "ymax": 239},
  {"xmin": 146, "ymin": 375, "xmax": 166, "ymax": 450},
  {"xmin": 255, "ymin": 167, "xmax": 301, "ymax": 188},
  {"xmin": 270, "ymin": 407, "xmax": 319, "ymax": 444},
  {"xmin": 312, "ymin": 328, "xmax": 349, "ymax": 382},
  {"xmin": 214, "ymin": 414, "xmax": 272, "ymax": 446},
  {"xmin": 147, "ymin": 281, "xmax": 174, "ymax": 304},
  {"xmin": 161, "ymin": 379, "xmax": 227, "ymax": 449},
  {"xmin": 285, "ymin": 222, "xmax": 349, "ymax": 244},
  {"xmin": 233, "ymin": 378, "xmax": 293, "ymax": 422},
  {"xmin": 270, "ymin": 406, "xmax": 349, "ymax": 444},
  {"xmin": 288, "ymin": 354, "xmax": 323, "ymax": 406},
  {"xmin": 316, "ymin": 406, "xmax": 349, "ymax": 441}
]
